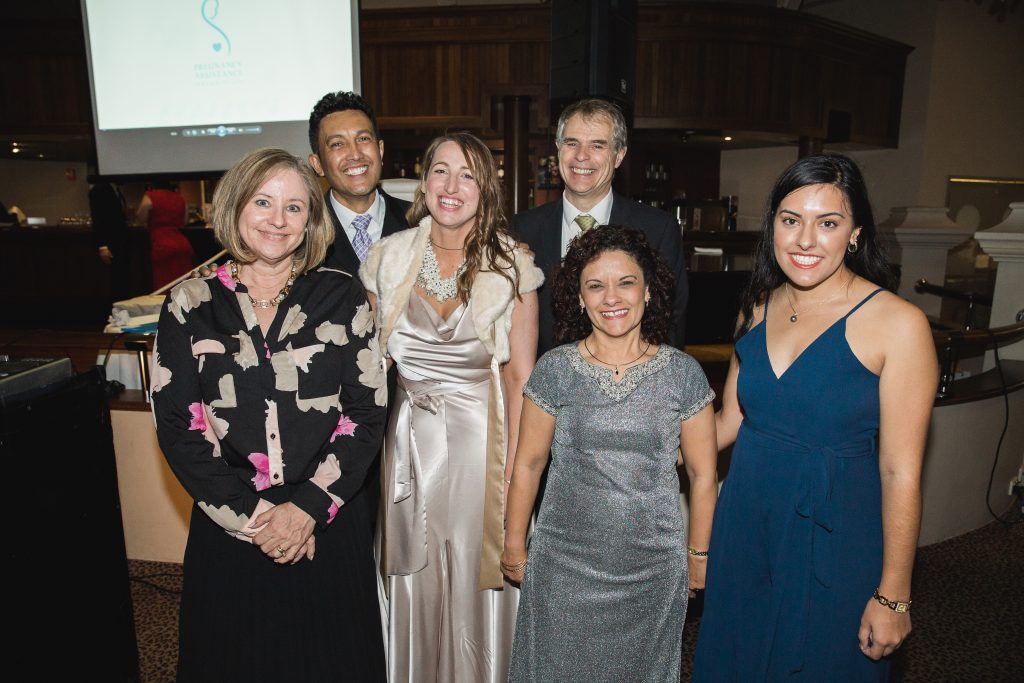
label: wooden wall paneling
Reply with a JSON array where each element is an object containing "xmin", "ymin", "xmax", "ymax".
[
  {"xmin": 633, "ymin": 3, "xmax": 909, "ymax": 145},
  {"xmin": 361, "ymin": 6, "xmax": 552, "ymax": 132},
  {"xmin": 1, "ymin": 30, "xmax": 92, "ymax": 135}
]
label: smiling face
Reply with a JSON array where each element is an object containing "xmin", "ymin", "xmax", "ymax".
[
  {"xmin": 557, "ymin": 112, "xmax": 627, "ymax": 210},
  {"xmin": 422, "ymin": 140, "xmax": 481, "ymax": 238},
  {"xmin": 579, "ymin": 249, "xmax": 650, "ymax": 340},
  {"xmin": 773, "ymin": 183, "xmax": 861, "ymax": 290},
  {"xmin": 238, "ymin": 167, "xmax": 310, "ymax": 267},
  {"xmin": 308, "ymin": 109, "xmax": 383, "ymax": 213}
]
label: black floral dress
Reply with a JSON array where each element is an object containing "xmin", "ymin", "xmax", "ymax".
[{"xmin": 152, "ymin": 264, "xmax": 386, "ymax": 682}]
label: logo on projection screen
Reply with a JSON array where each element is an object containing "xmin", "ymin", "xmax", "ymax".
[{"xmin": 202, "ymin": 0, "xmax": 232, "ymax": 55}]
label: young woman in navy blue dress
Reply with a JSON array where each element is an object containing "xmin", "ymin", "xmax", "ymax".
[{"xmin": 693, "ymin": 154, "xmax": 938, "ymax": 681}]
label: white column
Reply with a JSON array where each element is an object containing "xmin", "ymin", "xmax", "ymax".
[
  {"xmin": 879, "ymin": 207, "xmax": 975, "ymax": 316},
  {"xmin": 975, "ymin": 202, "xmax": 1024, "ymax": 362}
]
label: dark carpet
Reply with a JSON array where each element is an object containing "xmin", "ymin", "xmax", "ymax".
[{"xmin": 130, "ymin": 510, "xmax": 1023, "ymax": 682}]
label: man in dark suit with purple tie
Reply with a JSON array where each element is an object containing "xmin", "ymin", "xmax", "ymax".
[
  {"xmin": 511, "ymin": 98, "xmax": 688, "ymax": 356},
  {"xmin": 307, "ymin": 91, "xmax": 412, "ymax": 275},
  {"xmin": 307, "ymin": 92, "xmax": 411, "ymax": 541}
]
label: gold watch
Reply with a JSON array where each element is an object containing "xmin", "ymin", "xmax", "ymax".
[{"xmin": 872, "ymin": 588, "xmax": 912, "ymax": 613}]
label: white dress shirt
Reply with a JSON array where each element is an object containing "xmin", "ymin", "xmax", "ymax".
[
  {"xmin": 330, "ymin": 189, "xmax": 386, "ymax": 247},
  {"xmin": 560, "ymin": 190, "xmax": 614, "ymax": 257}
]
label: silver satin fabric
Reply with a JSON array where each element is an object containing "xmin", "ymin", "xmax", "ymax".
[{"xmin": 383, "ymin": 293, "xmax": 519, "ymax": 683}]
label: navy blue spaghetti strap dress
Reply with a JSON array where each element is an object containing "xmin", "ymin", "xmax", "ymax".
[{"xmin": 693, "ymin": 288, "xmax": 891, "ymax": 682}]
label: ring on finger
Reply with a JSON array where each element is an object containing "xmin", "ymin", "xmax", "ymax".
[{"xmin": 276, "ymin": 545, "xmax": 287, "ymax": 557}]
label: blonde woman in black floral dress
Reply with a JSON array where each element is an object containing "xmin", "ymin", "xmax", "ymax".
[{"xmin": 152, "ymin": 148, "xmax": 387, "ymax": 682}]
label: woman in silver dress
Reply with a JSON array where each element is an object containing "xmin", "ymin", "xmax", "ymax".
[
  {"xmin": 502, "ymin": 226, "xmax": 719, "ymax": 682},
  {"xmin": 360, "ymin": 131, "xmax": 543, "ymax": 682}
]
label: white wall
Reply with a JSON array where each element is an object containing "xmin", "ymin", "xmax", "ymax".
[{"xmin": 0, "ymin": 159, "xmax": 90, "ymax": 223}]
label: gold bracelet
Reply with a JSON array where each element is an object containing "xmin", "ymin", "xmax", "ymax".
[
  {"xmin": 501, "ymin": 557, "xmax": 528, "ymax": 573},
  {"xmin": 872, "ymin": 588, "xmax": 912, "ymax": 613},
  {"xmin": 688, "ymin": 546, "xmax": 709, "ymax": 557}
]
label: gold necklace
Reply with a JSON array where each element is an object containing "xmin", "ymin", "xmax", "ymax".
[
  {"xmin": 583, "ymin": 337, "xmax": 651, "ymax": 377},
  {"xmin": 231, "ymin": 261, "xmax": 297, "ymax": 309},
  {"xmin": 784, "ymin": 275, "xmax": 852, "ymax": 323},
  {"xmin": 430, "ymin": 238, "xmax": 465, "ymax": 251}
]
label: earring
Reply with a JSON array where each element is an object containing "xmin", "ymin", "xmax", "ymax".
[{"xmin": 847, "ymin": 241, "xmax": 858, "ymax": 254}]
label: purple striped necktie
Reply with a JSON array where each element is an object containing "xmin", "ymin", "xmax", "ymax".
[{"xmin": 351, "ymin": 213, "xmax": 372, "ymax": 262}]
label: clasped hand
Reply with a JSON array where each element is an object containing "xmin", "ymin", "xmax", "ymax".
[
  {"xmin": 253, "ymin": 502, "xmax": 316, "ymax": 565},
  {"xmin": 858, "ymin": 599, "xmax": 911, "ymax": 660}
]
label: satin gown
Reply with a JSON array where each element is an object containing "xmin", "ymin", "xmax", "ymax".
[
  {"xmin": 693, "ymin": 289, "xmax": 889, "ymax": 681},
  {"xmin": 382, "ymin": 292, "xmax": 518, "ymax": 683}
]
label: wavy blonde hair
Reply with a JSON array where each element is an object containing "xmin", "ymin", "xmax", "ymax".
[{"xmin": 406, "ymin": 131, "xmax": 519, "ymax": 301}]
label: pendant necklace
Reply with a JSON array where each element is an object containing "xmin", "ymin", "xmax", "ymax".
[
  {"xmin": 784, "ymin": 275, "xmax": 852, "ymax": 323},
  {"xmin": 417, "ymin": 240, "xmax": 466, "ymax": 302},
  {"xmin": 231, "ymin": 261, "xmax": 297, "ymax": 309},
  {"xmin": 583, "ymin": 337, "xmax": 651, "ymax": 377}
]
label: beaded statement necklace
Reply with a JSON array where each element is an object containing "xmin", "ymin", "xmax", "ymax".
[
  {"xmin": 416, "ymin": 241, "xmax": 466, "ymax": 302},
  {"xmin": 231, "ymin": 261, "xmax": 297, "ymax": 309}
]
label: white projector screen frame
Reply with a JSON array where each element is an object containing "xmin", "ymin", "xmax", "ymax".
[{"xmin": 81, "ymin": 0, "xmax": 361, "ymax": 176}]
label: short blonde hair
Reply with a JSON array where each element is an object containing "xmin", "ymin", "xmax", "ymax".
[{"xmin": 212, "ymin": 148, "xmax": 332, "ymax": 275}]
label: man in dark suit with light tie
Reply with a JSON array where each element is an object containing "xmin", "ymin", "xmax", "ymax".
[
  {"xmin": 307, "ymin": 91, "xmax": 412, "ymax": 274},
  {"xmin": 512, "ymin": 98, "xmax": 688, "ymax": 356},
  {"xmin": 307, "ymin": 92, "xmax": 411, "ymax": 540}
]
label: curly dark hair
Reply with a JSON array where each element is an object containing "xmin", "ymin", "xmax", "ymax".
[
  {"xmin": 738, "ymin": 152, "xmax": 899, "ymax": 338},
  {"xmin": 553, "ymin": 225, "xmax": 675, "ymax": 345},
  {"xmin": 307, "ymin": 91, "xmax": 379, "ymax": 154}
]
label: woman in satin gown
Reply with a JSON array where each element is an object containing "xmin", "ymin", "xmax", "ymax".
[
  {"xmin": 360, "ymin": 131, "xmax": 542, "ymax": 682},
  {"xmin": 692, "ymin": 154, "xmax": 938, "ymax": 681}
]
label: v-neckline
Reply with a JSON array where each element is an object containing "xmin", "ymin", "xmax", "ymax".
[
  {"xmin": 414, "ymin": 292, "xmax": 466, "ymax": 331},
  {"xmin": 764, "ymin": 315, "xmax": 846, "ymax": 381}
]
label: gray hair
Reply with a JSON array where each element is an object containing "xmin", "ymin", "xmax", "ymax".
[{"xmin": 555, "ymin": 98, "xmax": 628, "ymax": 152}]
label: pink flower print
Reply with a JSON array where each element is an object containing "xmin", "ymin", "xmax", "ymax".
[
  {"xmin": 188, "ymin": 402, "xmax": 206, "ymax": 431},
  {"xmin": 216, "ymin": 265, "xmax": 236, "ymax": 291},
  {"xmin": 327, "ymin": 501, "xmax": 339, "ymax": 524},
  {"xmin": 264, "ymin": 341, "xmax": 271, "ymax": 360},
  {"xmin": 330, "ymin": 414, "xmax": 358, "ymax": 442},
  {"xmin": 248, "ymin": 452, "xmax": 271, "ymax": 491}
]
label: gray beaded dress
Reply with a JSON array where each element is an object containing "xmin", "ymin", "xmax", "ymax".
[{"xmin": 509, "ymin": 344, "xmax": 714, "ymax": 683}]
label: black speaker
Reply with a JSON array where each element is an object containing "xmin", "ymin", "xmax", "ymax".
[
  {"xmin": 2, "ymin": 368, "xmax": 140, "ymax": 680},
  {"xmin": 550, "ymin": 0, "xmax": 638, "ymax": 123}
]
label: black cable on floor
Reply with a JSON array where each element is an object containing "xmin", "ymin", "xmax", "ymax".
[
  {"xmin": 983, "ymin": 332, "xmax": 1019, "ymax": 526},
  {"xmin": 130, "ymin": 576, "xmax": 183, "ymax": 596}
]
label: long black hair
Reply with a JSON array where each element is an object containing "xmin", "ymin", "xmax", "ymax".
[{"xmin": 737, "ymin": 152, "xmax": 899, "ymax": 337}]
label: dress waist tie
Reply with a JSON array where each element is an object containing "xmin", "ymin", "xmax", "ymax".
[
  {"xmin": 380, "ymin": 361, "xmax": 507, "ymax": 591},
  {"xmin": 741, "ymin": 425, "xmax": 876, "ymax": 677}
]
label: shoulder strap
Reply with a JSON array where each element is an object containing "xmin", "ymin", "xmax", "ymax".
[{"xmin": 842, "ymin": 287, "xmax": 885, "ymax": 320}]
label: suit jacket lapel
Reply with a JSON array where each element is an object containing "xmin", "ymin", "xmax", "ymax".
[
  {"xmin": 379, "ymin": 189, "xmax": 410, "ymax": 237},
  {"xmin": 538, "ymin": 199, "xmax": 563, "ymax": 272},
  {"xmin": 608, "ymin": 192, "xmax": 631, "ymax": 226},
  {"xmin": 324, "ymin": 190, "xmax": 360, "ymax": 273}
]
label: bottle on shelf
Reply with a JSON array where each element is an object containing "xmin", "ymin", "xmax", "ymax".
[
  {"xmin": 497, "ymin": 158, "xmax": 505, "ymax": 180},
  {"xmin": 657, "ymin": 164, "xmax": 668, "ymax": 207},
  {"xmin": 667, "ymin": 191, "xmax": 688, "ymax": 234},
  {"xmin": 413, "ymin": 156, "xmax": 422, "ymax": 177},
  {"xmin": 642, "ymin": 163, "xmax": 659, "ymax": 207},
  {"xmin": 537, "ymin": 157, "xmax": 548, "ymax": 189},
  {"xmin": 547, "ymin": 155, "xmax": 559, "ymax": 186}
]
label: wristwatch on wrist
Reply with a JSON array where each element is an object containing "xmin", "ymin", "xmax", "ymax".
[{"xmin": 872, "ymin": 588, "xmax": 912, "ymax": 613}]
